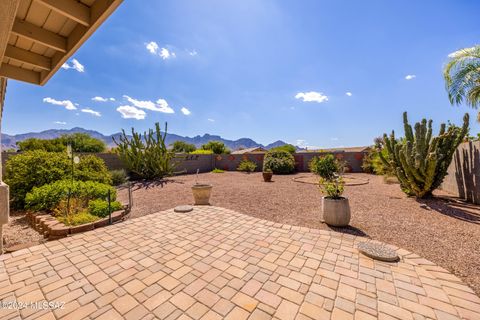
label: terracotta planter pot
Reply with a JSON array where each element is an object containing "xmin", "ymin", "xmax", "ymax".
[
  {"xmin": 322, "ymin": 197, "xmax": 351, "ymax": 227},
  {"xmin": 192, "ymin": 184, "xmax": 213, "ymax": 205},
  {"xmin": 263, "ymin": 171, "xmax": 273, "ymax": 182}
]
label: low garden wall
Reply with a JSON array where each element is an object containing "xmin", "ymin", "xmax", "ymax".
[
  {"xmin": 1, "ymin": 150, "xmax": 367, "ymax": 176},
  {"xmin": 440, "ymin": 141, "xmax": 480, "ymax": 204}
]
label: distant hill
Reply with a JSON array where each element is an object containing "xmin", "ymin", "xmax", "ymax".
[{"xmin": 1, "ymin": 127, "xmax": 290, "ymax": 151}]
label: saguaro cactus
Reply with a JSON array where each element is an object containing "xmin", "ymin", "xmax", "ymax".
[
  {"xmin": 113, "ymin": 122, "xmax": 176, "ymax": 180},
  {"xmin": 380, "ymin": 112, "xmax": 469, "ymax": 198}
]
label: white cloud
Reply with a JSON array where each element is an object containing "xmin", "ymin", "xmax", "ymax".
[
  {"xmin": 181, "ymin": 107, "xmax": 191, "ymax": 115},
  {"xmin": 81, "ymin": 108, "xmax": 101, "ymax": 117},
  {"xmin": 295, "ymin": 91, "xmax": 329, "ymax": 103},
  {"xmin": 61, "ymin": 59, "xmax": 84, "ymax": 72},
  {"xmin": 405, "ymin": 74, "xmax": 416, "ymax": 80},
  {"xmin": 331, "ymin": 137, "xmax": 339, "ymax": 141},
  {"xmin": 345, "ymin": 92, "xmax": 352, "ymax": 97},
  {"xmin": 146, "ymin": 41, "xmax": 176, "ymax": 60},
  {"xmin": 92, "ymin": 96, "xmax": 115, "ymax": 102},
  {"xmin": 117, "ymin": 106, "xmax": 146, "ymax": 120},
  {"xmin": 54, "ymin": 121, "xmax": 66, "ymax": 125},
  {"xmin": 188, "ymin": 50, "xmax": 198, "ymax": 56},
  {"xmin": 43, "ymin": 97, "xmax": 77, "ymax": 110},
  {"xmin": 146, "ymin": 41, "xmax": 159, "ymax": 54},
  {"xmin": 160, "ymin": 48, "xmax": 175, "ymax": 60},
  {"xmin": 123, "ymin": 95, "xmax": 174, "ymax": 113},
  {"xmin": 207, "ymin": 118, "xmax": 215, "ymax": 122}
]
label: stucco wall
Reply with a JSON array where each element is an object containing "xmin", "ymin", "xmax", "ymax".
[{"xmin": 440, "ymin": 141, "xmax": 480, "ymax": 204}]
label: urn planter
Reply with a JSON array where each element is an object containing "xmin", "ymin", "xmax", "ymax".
[
  {"xmin": 262, "ymin": 171, "xmax": 273, "ymax": 182},
  {"xmin": 322, "ymin": 196, "xmax": 351, "ymax": 227},
  {"xmin": 192, "ymin": 184, "xmax": 213, "ymax": 205}
]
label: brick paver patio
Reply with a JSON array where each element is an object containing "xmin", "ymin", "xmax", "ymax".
[{"xmin": 1, "ymin": 206, "xmax": 479, "ymax": 320}]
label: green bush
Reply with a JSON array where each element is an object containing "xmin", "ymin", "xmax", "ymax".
[
  {"xmin": 171, "ymin": 141, "xmax": 196, "ymax": 153},
  {"xmin": 57, "ymin": 211, "xmax": 99, "ymax": 226},
  {"xmin": 75, "ymin": 155, "xmax": 112, "ymax": 185},
  {"xmin": 309, "ymin": 154, "xmax": 343, "ymax": 179},
  {"xmin": 237, "ymin": 160, "xmax": 257, "ymax": 172},
  {"xmin": 88, "ymin": 199, "xmax": 123, "ymax": 218},
  {"xmin": 110, "ymin": 169, "xmax": 128, "ymax": 186},
  {"xmin": 25, "ymin": 180, "xmax": 116, "ymax": 212},
  {"xmin": 201, "ymin": 141, "xmax": 230, "ymax": 154},
  {"xmin": 4, "ymin": 151, "xmax": 112, "ymax": 208},
  {"xmin": 17, "ymin": 133, "xmax": 106, "ymax": 153},
  {"xmin": 270, "ymin": 144, "xmax": 296, "ymax": 154},
  {"xmin": 5, "ymin": 151, "xmax": 70, "ymax": 208},
  {"xmin": 263, "ymin": 150, "xmax": 295, "ymax": 174},
  {"xmin": 211, "ymin": 168, "xmax": 225, "ymax": 173},
  {"xmin": 190, "ymin": 149, "xmax": 213, "ymax": 154},
  {"xmin": 17, "ymin": 138, "xmax": 65, "ymax": 152}
]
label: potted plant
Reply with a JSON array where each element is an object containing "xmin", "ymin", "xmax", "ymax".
[
  {"xmin": 263, "ymin": 168, "xmax": 273, "ymax": 182},
  {"xmin": 191, "ymin": 170, "xmax": 212, "ymax": 205},
  {"xmin": 310, "ymin": 155, "xmax": 350, "ymax": 227}
]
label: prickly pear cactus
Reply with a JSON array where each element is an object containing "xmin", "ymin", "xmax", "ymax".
[
  {"xmin": 380, "ymin": 112, "xmax": 469, "ymax": 198},
  {"xmin": 113, "ymin": 122, "xmax": 176, "ymax": 179}
]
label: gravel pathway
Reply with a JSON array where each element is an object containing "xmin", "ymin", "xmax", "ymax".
[{"xmin": 117, "ymin": 172, "xmax": 480, "ymax": 295}]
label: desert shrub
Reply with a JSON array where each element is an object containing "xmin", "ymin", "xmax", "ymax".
[
  {"xmin": 17, "ymin": 133, "xmax": 106, "ymax": 153},
  {"xmin": 171, "ymin": 141, "xmax": 196, "ymax": 153},
  {"xmin": 110, "ymin": 169, "xmax": 128, "ymax": 186},
  {"xmin": 211, "ymin": 168, "xmax": 224, "ymax": 173},
  {"xmin": 201, "ymin": 141, "xmax": 230, "ymax": 154},
  {"xmin": 237, "ymin": 160, "xmax": 257, "ymax": 173},
  {"xmin": 56, "ymin": 210, "xmax": 99, "ymax": 226},
  {"xmin": 75, "ymin": 155, "xmax": 112, "ymax": 185},
  {"xmin": 59, "ymin": 133, "xmax": 106, "ymax": 153},
  {"xmin": 263, "ymin": 150, "xmax": 295, "ymax": 174},
  {"xmin": 17, "ymin": 138, "xmax": 65, "ymax": 152},
  {"xmin": 190, "ymin": 149, "xmax": 213, "ymax": 154},
  {"xmin": 309, "ymin": 154, "xmax": 343, "ymax": 179},
  {"xmin": 25, "ymin": 180, "xmax": 116, "ymax": 212},
  {"xmin": 270, "ymin": 144, "xmax": 296, "ymax": 154},
  {"xmin": 4, "ymin": 151, "xmax": 112, "ymax": 208},
  {"xmin": 88, "ymin": 199, "xmax": 123, "ymax": 218},
  {"xmin": 113, "ymin": 122, "xmax": 176, "ymax": 180},
  {"xmin": 5, "ymin": 151, "xmax": 70, "ymax": 208}
]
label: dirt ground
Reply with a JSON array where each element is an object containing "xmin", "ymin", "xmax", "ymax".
[
  {"xmin": 3, "ymin": 171, "xmax": 479, "ymax": 295},
  {"xmin": 116, "ymin": 172, "xmax": 480, "ymax": 295}
]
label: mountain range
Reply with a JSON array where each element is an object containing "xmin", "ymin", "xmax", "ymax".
[{"xmin": 1, "ymin": 127, "xmax": 289, "ymax": 151}]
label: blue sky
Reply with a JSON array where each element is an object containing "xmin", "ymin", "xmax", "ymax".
[{"xmin": 3, "ymin": 0, "xmax": 480, "ymax": 148}]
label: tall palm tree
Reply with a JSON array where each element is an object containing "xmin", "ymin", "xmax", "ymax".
[{"xmin": 443, "ymin": 45, "xmax": 480, "ymax": 121}]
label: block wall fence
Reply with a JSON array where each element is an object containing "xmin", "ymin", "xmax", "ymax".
[{"xmin": 2, "ymin": 143, "xmax": 478, "ymax": 204}]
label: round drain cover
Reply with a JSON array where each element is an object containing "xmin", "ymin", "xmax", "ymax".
[
  {"xmin": 358, "ymin": 242, "xmax": 399, "ymax": 262},
  {"xmin": 174, "ymin": 205, "xmax": 194, "ymax": 213}
]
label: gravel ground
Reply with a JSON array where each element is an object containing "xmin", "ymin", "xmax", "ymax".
[
  {"xmin": 117, "ymin": 172, "xmax": 480, "ymax": 295},
  {"xmin": 2, "ymin": 171, "xmax": 479, "ymax": 295}
]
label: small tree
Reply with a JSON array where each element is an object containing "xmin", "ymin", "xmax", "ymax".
[
  {"xmin": 310, "ymin": 154, "xmax": 345, "ymax": 199},
  {"xmin": 201, "ymin": 141, "xmax": 230, "ymax": 154},
  {"xmin": 380, "ymin": 112, "xmax": 469, "ymax": 198},
  {"xmin": 113, "ymin": 122, "xmax": 176, "ymax": 180},
  {"xmin": 60, "ymin": 133, "xmax": 106, "ymax": 153},
  {"xmin": 171, "ymin": 141, "xmax": 196, "ymax": 153}
]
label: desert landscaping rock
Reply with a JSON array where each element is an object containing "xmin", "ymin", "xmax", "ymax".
[{"xmin": 357, "ymin": 241, "xmax": 399, "ymax": 262}]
